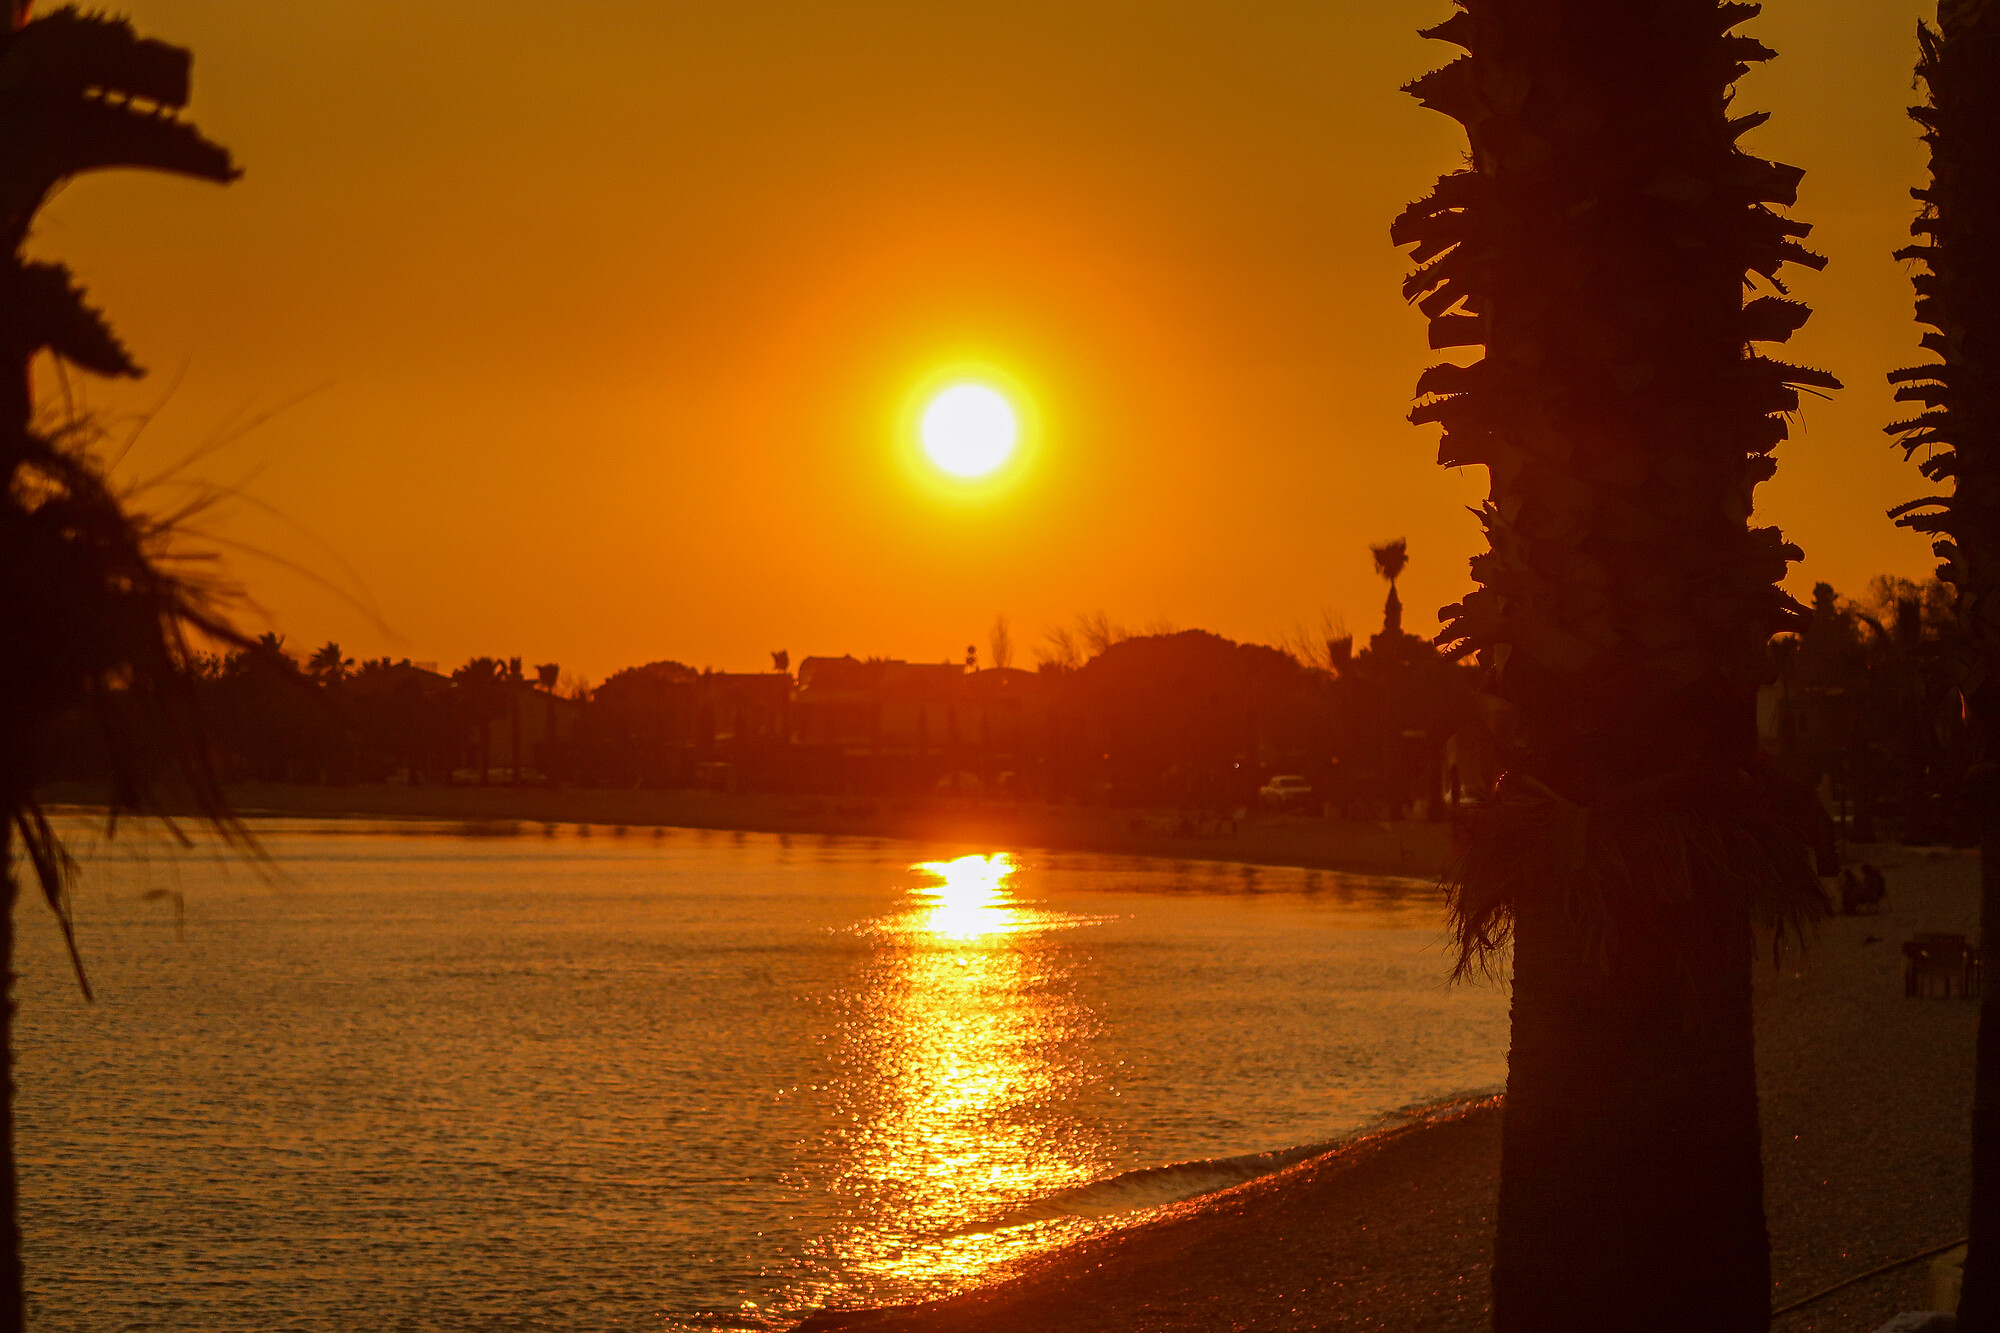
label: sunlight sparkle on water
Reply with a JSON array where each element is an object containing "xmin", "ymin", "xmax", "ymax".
[
  {"xmin": 915, "ymin": 853, "xmax": 1019, "ymax": 939},
  {"xmin": 793, "ymin": 851, "xmax": 1103, "ymax": 1303}
]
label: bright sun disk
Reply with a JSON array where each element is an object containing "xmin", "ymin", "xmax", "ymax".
[{"xmin": 921, "ymin": 384, "xmax": 1018, "ymax": 479}]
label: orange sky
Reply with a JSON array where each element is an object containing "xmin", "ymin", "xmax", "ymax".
[{"xmin": 38, "ymin": 0, "xmax": 1937, "ymax": 682}]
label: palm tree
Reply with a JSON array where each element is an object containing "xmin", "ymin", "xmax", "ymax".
[
  {"xmin": 1884, "ymin": 4, "xmax": 2000, "ymax": 1323},
  {"xmin": 307, "ymin": 640, "xmax": 354, "ymax": 684},
  {"xmin": 0, "ymin": 6, "xmax": 238, "ymax": 1327},
  {"xmin": 450, "ymin": 657, "xmax": 508, "ymax": 785},
  {"xmin": 1371, "ymin": 538, "xmax": 1409, "ymax": 636},
  {"xmin": 505, "ymin": 656, "xmax": 524, "ymax": 785},
  {"xmin": 1396, "ymin": 3, "xmax": 1835, "ymax": 1325}
]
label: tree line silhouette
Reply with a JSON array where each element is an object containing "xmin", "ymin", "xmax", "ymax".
[
  {"xmin": 32, "ymin": 567, "xmax": 1983, "ymax": 851},
  {"xmin": 36, "ymin": 589, "xmax": 1478, "ymax": 818}
]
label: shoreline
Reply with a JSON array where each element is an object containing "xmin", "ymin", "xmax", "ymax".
[
  {"xmin": 956, "ymin": 1088, "xmax": 1508, "ymax": 1234},
  {"xmin": 785, "ymin": 847, "xmax": 1981, "ymax": 1331},
  {"xmin": 795, "ymin": 1098, "xmax": 1510, "ymax": 1333},
  {"xmin": 35, "ymin": 780, "xmax": 1453, "ymax": 878}
]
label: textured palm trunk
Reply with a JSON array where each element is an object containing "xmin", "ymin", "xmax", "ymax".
[
  {"xmin": 1970, "ymin": 820, "xmax": 2000, "ymax": 1327},
  {"xmin": 1397, "ymin": 1, "xmax": 1834, "ymax": 1324},
  {"xmin": 1501, "ymin": 892, "xmax": 1766, "ymax": 1327},
  {"xmin": 1, "ymin": 817, "xmax": 20, "ymax": 1333},
  {"xmin": 1886, "ymin": 3, "xmax": 2000, "ymax": 1323}
]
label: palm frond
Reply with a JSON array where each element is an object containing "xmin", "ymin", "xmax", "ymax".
[{"xmin": 1885, "ymin": 7, "xmax": 2000, "ymax": 714}]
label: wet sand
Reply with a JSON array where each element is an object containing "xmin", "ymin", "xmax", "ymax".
[
  {"xmin": 794, "ymin": 849, "xmax": 1980, "ymax": 1332},
  {"xmin": 37, "ymin": 780, "xmax": 1453, "ymax": 877}
]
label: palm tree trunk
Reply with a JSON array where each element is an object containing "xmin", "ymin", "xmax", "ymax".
[
  {"xmin": 1500, "ymin": 891, "xmax": 1766, "ymax": 1327},
  {"xmin": 1397, "ymin": 2, "xmax": 1835, "ymax": 1323},
  {"xmin": 1, "ymin": 816, "xmax": 23, "ymax": 1333},
  {"xmin": 1966, "ymin": 819, "xmax": 2000, "ymax": 1326},
  {"xmin": 1884, "ymin": 3, "xmax": 2000, "ymax": 1324}
]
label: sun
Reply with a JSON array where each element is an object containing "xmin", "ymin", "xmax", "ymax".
[{"xmin": 920, "ymin": 383, "xmax": 1018, "ymax": 479}]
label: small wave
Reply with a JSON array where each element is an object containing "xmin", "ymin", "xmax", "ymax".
[{"xmin": 951, "ymin": 1088, "xmax": 1504, "ymax": 1235}]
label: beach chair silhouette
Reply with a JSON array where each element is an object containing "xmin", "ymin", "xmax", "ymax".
[{"xmin": 1903, "ymin": 933, "xmax": 1979, "ymax": 998}]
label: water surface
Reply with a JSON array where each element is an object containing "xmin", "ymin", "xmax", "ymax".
[{"xmin": 15, "ymin": 815, "xmax": 1506, "ymax": 1330}]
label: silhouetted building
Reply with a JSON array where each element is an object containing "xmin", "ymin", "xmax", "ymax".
[
  {"xmin": 489, "ymin": 681, "xmax": 586, "ymax": 784},
  {"xmin": 790, "ymin": 656, "xmax": 1050, "ymax": 795},
  {"xmin": 698, "ymin": 671, "xmax": 793, "ymax": 790}
]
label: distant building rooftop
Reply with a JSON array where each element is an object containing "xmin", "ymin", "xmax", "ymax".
[{"xmin": 798, "ymin": 656, "xmax": 966, "ymax": 699}]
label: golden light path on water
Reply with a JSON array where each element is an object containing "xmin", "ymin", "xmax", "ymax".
[
  {"xmin": 919, "ymin": 851, "xmax": 1016, "ymax": 940},
  {"xmin": 786, "ymin": 853, "xmax": 1107, "ymax": 1310}
]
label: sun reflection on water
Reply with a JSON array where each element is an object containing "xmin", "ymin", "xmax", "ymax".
[
  {"xmin": 915, "ymin": 853, "xmax": 1020, "ymax": 939},
  {"xmin": 784, "ymin": 852, "xmax": 1109, "ymax": 1313}
]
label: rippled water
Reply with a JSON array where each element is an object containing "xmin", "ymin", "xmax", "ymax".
[{"xmin": 14, "ymin": 815, "xmax": 1506, "ymax": 1331}]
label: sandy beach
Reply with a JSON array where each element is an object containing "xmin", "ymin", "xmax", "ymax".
[{"xmin": 788, "ymin": 848, "xmax": 1980, "ymax": 1331}]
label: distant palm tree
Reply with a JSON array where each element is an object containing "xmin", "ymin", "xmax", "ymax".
[
  {"xmin": 307, "ymin": 640, "xmax": 354, "ymax": 684},
  {"xmin": 0, "ymin": 6, "xmax": 238, "ymax": 1327},
  {"xmin": 450, "ymin": 657, "xmax": 508, "ymax": 785},
  {"xmin": 533, "ymin": 663, "xmax": 562, "ymax": 782},
  {"xmin": 505, "ymin": 656, "xmax": 524, "ymax": 785},
  {"xmin": 1885, "ymin": 3, "xmax": 2000, "ymax": 1323},
  {"xmin": 1370, "ymin": 538, "xmax": 1409, "ymax": 636},
  {"xmin": 1397, "ymin": 2, "xmax": 1835, "ymax": 1326}
]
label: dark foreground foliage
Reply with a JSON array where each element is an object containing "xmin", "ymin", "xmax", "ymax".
[
  {"xmin": 1886, "ymin": 3, "xmax": 2000, "ymax": 1326},
  {"xmin": 2, "ymin": 5, "xmax": 241, "ymax": 1328}
]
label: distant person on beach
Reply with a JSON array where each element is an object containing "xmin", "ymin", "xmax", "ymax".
[{"xmin": 1839, "ymin": 863, "xmax": 1887, "ymax": 915}]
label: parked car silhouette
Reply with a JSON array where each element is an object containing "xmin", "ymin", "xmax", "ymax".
[{"xmin": 1259, "ymin": 775, "xmax": 1314, "ymax": 809}]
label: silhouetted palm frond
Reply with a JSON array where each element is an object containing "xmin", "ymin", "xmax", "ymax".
[
  {"xmin": 1886, "ymin": 3, "xmax": 2000, "ymax": 1321},
  {"xmin": 1887, "ymin": 8, "xmax": 2000, "ymax": 708},
  {"xmin": 2, "ymin": 409, "xmax": 254, "ymax": 847},
  {"xmin": 1369, "ymin": 538, "xmax": 1408, "ymax": 585}
]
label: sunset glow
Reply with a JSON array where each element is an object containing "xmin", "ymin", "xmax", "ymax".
[
  {"xmin": 920, "ymin": 384, "xmax": 1018, "ymax": 479},
  {"xmin": 10, "ymin": 2, "xmax": 1957, "ymax": 1328},
  {"xmin": 43, "ymin": 4, "xmax": 1935, "ymax": 676}
]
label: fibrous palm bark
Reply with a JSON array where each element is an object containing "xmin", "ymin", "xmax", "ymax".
[
  {"xmin": 1396, "ymin": 3, "xmax": 1835, "ymax": 1327},
  {"xmin": 0, "ymin": 7, "xmax": 237, "ymax": 1327},
  {"xmin": 1885, "ymin": 4, "xmax": 2000, "ymax": 1325}
]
